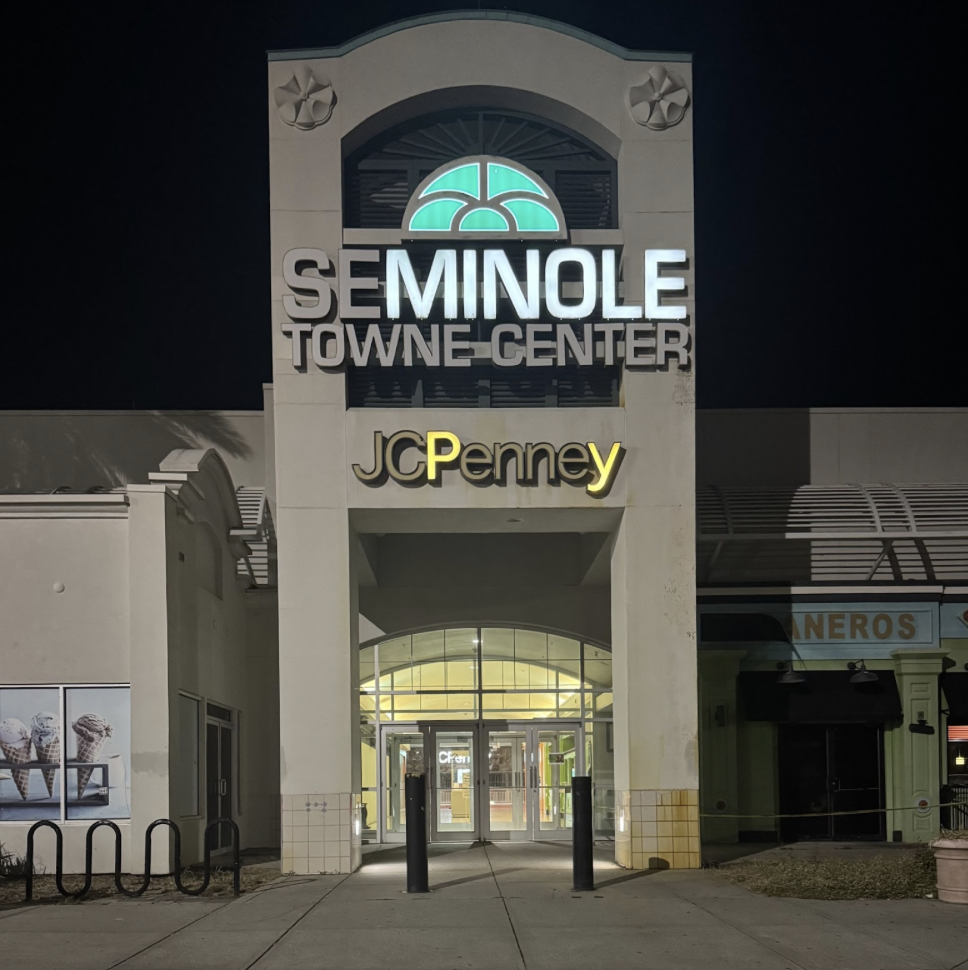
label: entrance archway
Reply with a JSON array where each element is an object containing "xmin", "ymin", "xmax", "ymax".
[{"xmin": 359, "ymin": 625, "xmax": 613, "ymax": 843}]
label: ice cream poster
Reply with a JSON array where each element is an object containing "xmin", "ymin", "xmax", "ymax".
[{"xmin": 0, "ymin": 686, "xmax": 131, "ymax": 821}]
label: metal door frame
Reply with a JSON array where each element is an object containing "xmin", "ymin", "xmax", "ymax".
[
  {"xmin": 828, "ymin": 724, "xmax": 886, "ymax": 840},
  {"xmin": 377, "ymin": 721, "xmax": 423, "ymax": 844},
  {"xmin": 377, "ymin": 719, "xmax": 584, "ymax": 844},
  {"xmin": 205, "ymin": 708, "xmax": 234, "ymax": 850},
  {"xmin": 428, "ymin": 723, "xmax": 481, "ymax": 842},
  {"xmin": 482, "ymin": 720, "xmax": 583, "ymax": 842}
]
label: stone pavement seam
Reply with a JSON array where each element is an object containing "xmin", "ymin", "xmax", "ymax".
[
  {"xmin": 242, "ymin": 874, "xmax": 350, "ymax": 970},
  {"xmin": 484, "ymin": 842, "xmax": 528, "ymax": 970},
  {"xmin": 664, "ymin": 883, "xmax": 811, "ymax": 970},
  {"xmin": 103, "ymin": 900, "xmax": 234, "ymax": 970}
]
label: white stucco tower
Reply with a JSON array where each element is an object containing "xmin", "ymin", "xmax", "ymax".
[{"xmin": 268, "ymin": 13, "xmax": 697, "ymax": 873}]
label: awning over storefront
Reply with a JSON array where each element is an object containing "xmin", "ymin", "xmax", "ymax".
[
  {"xmin": 942, "ymin": 674, "xmax": 968, "ymax": 724},
  {"xmin": 700, "ymin": 613, "xmax": 790, "ymax": 643},
  {"xmin": 739, "ymin": 671, "xmax": 903, "ymax": 723}
]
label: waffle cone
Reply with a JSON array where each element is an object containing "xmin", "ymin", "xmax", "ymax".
[
  {"xmin": 75, "ymin": 736, "xmax": 107, "ymax": 799},
  {"xmin": 0, "ymin": 740, "xmax": 32, "ymax": 800},
  {"xmin": 35, "ymin": 738, "xmax": 60, "ymax": 798}
]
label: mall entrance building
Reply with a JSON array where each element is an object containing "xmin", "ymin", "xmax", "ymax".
[
  {"xmin": 267, "ymin": 12, "xmax": 700, "ymax": 876},
  {"xmin": 1, "ymin": 14, "xmax": 966, "ymax": 878}
]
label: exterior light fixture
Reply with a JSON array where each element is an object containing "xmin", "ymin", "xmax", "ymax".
[
  {"xmin": 776, "ymin": 660, "xmax": 805, "ymax": 684},
  {"xmin": 848, "ymin": 660, "xmax": 879, "ymax": 684},
  {"xmin": 910, "ymin": 710, "xmax": 935, "ymax": 735}
]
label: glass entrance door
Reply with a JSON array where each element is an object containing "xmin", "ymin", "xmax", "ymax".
[
  {"xmin": 778, "ymin": 724, "xmax": 884, "ymax": 841},
  {"xmin": 378, "ymin": 720, "xmax": 581, "ymax": 842},
  {"xmin": 533, "ymin": 726, "xmax": 578, "ymax": 840},
  {"xmin": 206, "ymin": 718, "xmax": 233, "ymax": 850},
  {"xmin": 382, "ymin": 727, "xmax": 424, "ymax": 843},
  {"xmin": 429, "ymin": 726, "xmax": 478, "ymax": 841},
  {"xmin": 484, "ymin": 723, "xmax": 580, "ymax": 841}
]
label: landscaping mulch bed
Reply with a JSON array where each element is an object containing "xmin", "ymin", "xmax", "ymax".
[{"xmin": 716, "ymin": 847, "xmax": 938, "ymax": 900}]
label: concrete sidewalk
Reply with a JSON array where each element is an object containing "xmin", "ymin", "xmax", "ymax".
[{"xmin": 2, "ymin": 842, "xmax": 966, "ymax": 970}]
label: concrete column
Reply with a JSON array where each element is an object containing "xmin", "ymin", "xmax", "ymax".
[
  {"xmin": 698, "ymin": 650, "xmax": 746, "ymax": 844},
  {"xmin": 275, "ymin": 384, "xmax": 362, "ymax": 873},
  {"xmin": 890, "ymin": 649, "xmax": 946, "ymax": 842},
  {"xmin": 611, "ymin": 503, "xmax": 698, "ymax": 870},
  {"xmin": 126, "ymin": 485, "xmax": 175, "ymax": 875}
]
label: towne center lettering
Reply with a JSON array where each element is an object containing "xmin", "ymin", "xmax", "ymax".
[{"xmin": 354, "ymin": 431, "xmax": 624, "ymax": 495}]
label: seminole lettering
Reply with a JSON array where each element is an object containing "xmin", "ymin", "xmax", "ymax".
[{"xmin": 353, "ymin": 431, "xmax": 624, "ymax": 496}]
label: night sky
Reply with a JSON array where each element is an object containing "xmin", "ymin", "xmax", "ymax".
[{"xmin": 6, "ymin": 2, "xmax": 957, "ymax": 411}]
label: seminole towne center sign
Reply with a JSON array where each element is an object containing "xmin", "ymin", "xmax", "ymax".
[{"xmin": 280, "ymin": 157, "xmax": 691, "ymax": 371}]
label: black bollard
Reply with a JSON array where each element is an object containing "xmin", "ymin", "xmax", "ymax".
[
  {"xmin": 405, "ymin": 773, "xmax": 429, "ymax": 893},
  {"xmin": 571, "ymin": 776, "xmax": 594, "ymax": 891}
]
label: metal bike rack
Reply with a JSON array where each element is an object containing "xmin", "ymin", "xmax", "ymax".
[{"xmin": 24, "ymin": 817, "xmax": 240, "ymax": 902}]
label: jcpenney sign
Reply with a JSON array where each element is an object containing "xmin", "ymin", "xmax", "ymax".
[{"xmin": 281, "ymin": 246, "xmax": 690, "ymax": 371}]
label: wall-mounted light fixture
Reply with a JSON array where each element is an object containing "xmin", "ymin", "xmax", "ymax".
[
  {"xmin": 910, "ymin": 709, "xmax": 936, "ymax": 735},
  {"xmin": 848, "ymin": 660, "xmax": 879, "ymax": 684},
  {"xmin": 776, "ymin": 660, "xmax": 805, "ymax": 684}
]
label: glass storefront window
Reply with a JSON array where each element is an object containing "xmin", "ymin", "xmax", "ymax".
[
  {"xmin": 584, "ymin": 645, "xmax": 612, "ymax": 689},
  {"xmin": 359, "ymin": 644, "xmax": 376, "ymax": 692},
  {"xmin": 363, "ymin": 629, "xmax": 612, "ymax": 723},
  {"xmin": 0, "ymin": 685, "xmax": 132, "ymax": 822},
  {"xmin": 585, "ymin": 692, "xmax": 614, "ymax": 718}
]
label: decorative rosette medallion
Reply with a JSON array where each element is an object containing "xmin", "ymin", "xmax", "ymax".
[
  {"xmin": 629, "ymin": 66, "xmax": 690, "ymax": 131},
  {"xmin": 274, "ymin": 65, "xmax": 335, "ymax": 129}
]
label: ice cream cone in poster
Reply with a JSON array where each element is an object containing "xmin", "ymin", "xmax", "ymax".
[
  {"xmin": 0, "ymin": 718, "xmax": 33, "ymax": 800},
  {"xmin": 31, "ymin": 712, "xmax": 61, "ymax": 798},
  {"xmin": 72, "ymin": 714, "xmax": 113, "ymax": 799}
]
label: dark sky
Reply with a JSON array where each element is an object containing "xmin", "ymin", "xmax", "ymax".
[{"xmin": 6, "ymin": 2, "xmax": 957, "ymax": 411}]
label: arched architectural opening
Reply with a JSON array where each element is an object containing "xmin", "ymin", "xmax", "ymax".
[
  {"xmin": 358, "ymin": 625, "xmax": 613, "ymax": 844},
  {"xmin": 344, "ymin": 107, "xmax": 617, "ymax": 231}
]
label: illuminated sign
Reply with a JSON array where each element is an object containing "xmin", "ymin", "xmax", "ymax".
[
  {"xmin": 280, "ymin": 157, "xmax": 691, "ymax": 371},
  {"xmin": 354, "ymin": 431, "xmax": 624, "ymax": 496},
  {"xmin": 281, "ymin": 246, "xmax": 689, "ymax": 369},
  {"xmin": 438, "ymin": 750, "xmax": 471, "ymax": 765},
  {"xmin": 402, "ymin": 157, "xmax": 567, "ymax": 239}
]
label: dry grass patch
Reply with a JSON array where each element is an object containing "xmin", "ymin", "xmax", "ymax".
[{"xmin": 716, "ymin": 848, "xmax": 938, "ymax": 900}]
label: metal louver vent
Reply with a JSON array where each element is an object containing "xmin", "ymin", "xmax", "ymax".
[
  {"xmin": 347, "ymin": 368, "xmax": 416, "ymax": 408},
  {"xmin": 345, "ymin": 366, "xmax": 620, "ymax": 409},
  {"xmin": 345, "ymin": 110, "xmax": 617, "ymax": 230},
  {"xmin": 423, "ymin": 372, "xmax": 480, "ymax": 407},
  {"xmin": 697, "ymin": 483, "xmax": 968, "ymax": 584},
  {"xmin": 556, "ymin": 367, "xmax": 620, "ymax": 407},
  {"xmin": 234, "ymin": 487, "xmax": 275, "ymax": 587},
  {"xmin": 348, "ymin": 170, "xmax": 410, "ymax": 228},
  {"xmin": 554, "ymin": 171, "xmax": 614, "ymax": 230},
  {"xmin": 489, "ymin": 372, "xmax": 550, "ymax": 408}
]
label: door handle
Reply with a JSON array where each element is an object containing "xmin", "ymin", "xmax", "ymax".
[{"xmin": 220, "ymin": 779, "xmax": 227, "ymax": 797}]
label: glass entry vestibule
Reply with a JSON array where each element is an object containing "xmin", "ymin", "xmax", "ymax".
[
  {"xmin": 360, "ymin": 626, "xmax": 614, "ymax": 844},
  {"xmin": 382, "ymin": 721, "xmax": 581, "ymax": 842}
]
